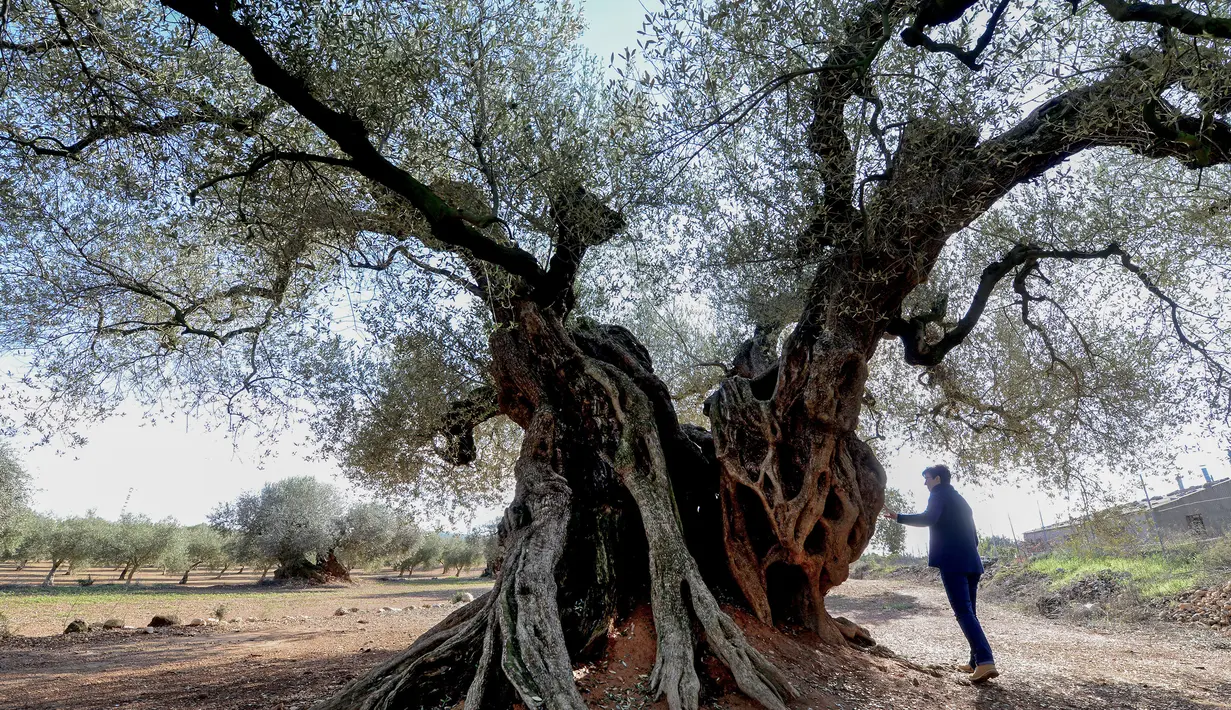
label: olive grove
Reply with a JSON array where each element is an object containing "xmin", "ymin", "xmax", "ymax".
[{"xmin": 2, "ymin": 0, "xmax": 1231, "ymax": 708}]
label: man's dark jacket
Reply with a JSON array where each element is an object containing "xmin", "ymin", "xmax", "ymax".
[{"xmin": 897, "ymin": 483, "xmax": 983, "ymax": 574}]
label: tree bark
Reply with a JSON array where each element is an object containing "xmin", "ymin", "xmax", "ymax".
[
  {"xmin": 180, "ymin": 562, "xmax": 201, "ymax": 585},
  {"xmin": 43, "ymin": 560, "xmax": 64, "ymax": 587},
  {"xmin": 709, "ymin": 375, "xmax": 885, "ymax": 641}
]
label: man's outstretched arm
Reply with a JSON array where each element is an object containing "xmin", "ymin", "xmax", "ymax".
[{"xmin": 890, "ymin": 495, "xmax": 944, "ymax": 527}]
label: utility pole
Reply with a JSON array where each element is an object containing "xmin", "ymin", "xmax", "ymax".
[
  {"xmin": 1137, "ymin": 471, "xmax": 1166, "ymax": 553},
  {"xmin": 1037, "ymin": 502, "xmax": 1049, "ymax": 546},
  {"xmin": 1008, "ymin": 515, "xmax": 1022, "ymax": 559}
]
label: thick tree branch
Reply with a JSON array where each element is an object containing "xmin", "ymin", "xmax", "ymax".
[
  {"xmin": 900, "ymin": 0, "xmax": 1013, "ymax": 70},
  {"xmin": 536, "ymin": 186, "xmax": 626, "ymax": 310},
  {"xmin": 437, "ymin": 386, "xmax": 500, "ymax": 466},
  {"xmin": 887, "ymin": 243, "xmax": 1121, "ymax": 366},
  {"xmin": 921, "ymin": 49, "xmax": 1231, "ymax": 242},
  {"xmin": 1093, "ymin": 0, "xmax": 1231, "ymax": 40},
  {"xmin": 159, "ymin": 0, "xmax": 546, "ymax": 286},
  {"xmin": 802, "ymin": 0, "xmax": 901, "ymax": 254}
]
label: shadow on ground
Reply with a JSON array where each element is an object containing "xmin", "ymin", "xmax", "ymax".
[
  {"xmin": 0, "ymin": 627, "xmax": 365, "ymax": 678},
  {"xmin": 2, "ymin": 646, "xmax": 389, "ymax": 710},
  {"xmin": 825, "ymin": 591, "xmax": 930, "ymax": 623}
]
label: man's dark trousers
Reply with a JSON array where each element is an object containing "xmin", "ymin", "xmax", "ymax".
[{"xmin": 940, "ymin": 568, "xmax": 994, "ymax": 667}]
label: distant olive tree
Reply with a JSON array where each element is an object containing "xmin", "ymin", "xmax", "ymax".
[
  {"xmin": 0, "ymin": 508, "xmax": 34, "ymax": 567},
  {"xmin": 0, "ymin": 442, "xmax": 32, "ymax": 561},
  {"xmin": 0, "ymin": 442, "xmax": 30, "ymax": 529},
  {"xmin": 440, "ymin": 535, "xmax": 483, "ymax": 577},
  {"xmin": 9, "ymin": 512, "xmax": 52, "ymax": 571},
  {"xmin": 871, "ymin": 488, "xmax": 913, "ymax": 556},
  {"xmin": 110, "ymin": 514, "xmax": 178, "ymax": 585},
  {"xmin": 405, "ymin": 534, "xmax": 444, "ymax": 577},
  {"xmin": 214, "ymin": 477, "xmax": 345, "ymax": 580},
  {"xmin": 476, "ymin": 523, "xmax": 500, "ymax": 577},
  {"xmin": 334, "ymin": 502, "xmax": 397, "ymax": 571},
  {"xmin": 164, "ymin": 524, "xmax": 227, "ymax": 584},
  {"xmin": 387, "ymin": 517, "xmax": 424, "ymax": 577},
  {"xmin": 209, "ymin": 496, "xmax": 276, "ymax": 578},
  {"xmin": 40, "ymin": 514, "xmax": 106, "ymax": 586}
]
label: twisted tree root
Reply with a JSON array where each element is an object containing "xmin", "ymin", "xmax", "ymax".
[{"xmin": 310, "ymin": 592, "xmax": 490, "ymax": 710}]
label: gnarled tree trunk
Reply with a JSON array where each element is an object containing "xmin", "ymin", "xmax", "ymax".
[
  {"xmin": 708, "ymin": 340, "xmax": 886, "ymax": 643},
  {"xmin": 315, "ymin": 300, "xmax": 804, "ymax": 710}
]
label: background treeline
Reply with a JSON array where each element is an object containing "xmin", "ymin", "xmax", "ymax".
[{"xmin": 0, "ymin": 474, "xmax": 491, "ymax": 586}]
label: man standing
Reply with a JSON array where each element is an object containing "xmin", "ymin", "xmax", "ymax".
[{"xmin": 883, "ymin": 465, "xmax": 998, "ymax": 682}]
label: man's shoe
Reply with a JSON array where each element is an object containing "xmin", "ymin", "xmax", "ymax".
[
  {"xmin": 970, "ymin": 663, "xmax": 999, "ymax": 683},
  {"xmin": 958, "ymin": 663, "xmax": 974, "ymax": 673}
]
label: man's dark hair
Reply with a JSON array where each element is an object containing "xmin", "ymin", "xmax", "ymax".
[{"xmin": 923, "ymin": 465, "xmax": 951, "ymax": 486}]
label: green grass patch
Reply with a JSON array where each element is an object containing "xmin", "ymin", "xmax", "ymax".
[{"xmin": 1027, "ymin": 552, "xmax": 1199, "ymax": 598}]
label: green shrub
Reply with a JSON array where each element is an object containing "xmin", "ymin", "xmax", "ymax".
[{"xmin": 1197, "ymin": 535, "xmax": 1231, "ymax": 578}]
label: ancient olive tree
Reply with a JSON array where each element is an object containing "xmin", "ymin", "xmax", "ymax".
[{"xmin": 3, "ymin": 0, "xmax": 1231, "ymax": 708}]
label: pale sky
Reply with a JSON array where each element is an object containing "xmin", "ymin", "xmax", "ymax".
[{"xmin": 5, "ymin": 0, "xmax": 1231, "ymax": 552}]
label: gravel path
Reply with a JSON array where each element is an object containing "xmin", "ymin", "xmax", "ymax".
[{"xmin": 827, "ymin": 578, "xmax": 1231, "ymax": 710}]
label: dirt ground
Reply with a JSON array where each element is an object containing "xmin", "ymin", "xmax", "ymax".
[
  {"xmin": 2, "ymin": 575, "xmax": 1230, "ymax": 709},
  {"xmin": 0, "ymin": 565, "xmax": 492, "ymax": 710}
]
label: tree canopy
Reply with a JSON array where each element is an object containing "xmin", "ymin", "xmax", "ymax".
[{"xmin": 0, "ymin": 0, "xmax": 1226, "ymax": 499}]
